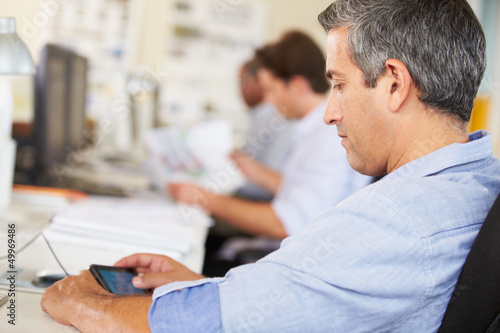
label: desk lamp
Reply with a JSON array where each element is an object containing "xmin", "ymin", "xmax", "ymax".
[{"xmin": 0, "ymin": 17, "xmax": 35, "ymax": 210}]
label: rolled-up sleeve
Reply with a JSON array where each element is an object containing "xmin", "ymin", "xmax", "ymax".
[{"xmin": 149, "ymin": 278, "xmax": 224, "ymax": 332}]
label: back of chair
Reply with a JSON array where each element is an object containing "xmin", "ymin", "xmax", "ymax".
[
  {"xmin": 438, "ymin": 193, "xmax": 500, "ymax": 333},
  {"xmin": 486, "ymin": 313, "xmax": 500, "ymax": 333}
]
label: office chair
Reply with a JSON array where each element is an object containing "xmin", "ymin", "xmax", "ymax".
[{"xmin": 438, "ymin": 192, "xmax": 500, "ymax": 333}]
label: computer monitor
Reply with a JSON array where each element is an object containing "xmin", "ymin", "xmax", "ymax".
[
  {"xmin": 32, "ymin": 44, "xmax": 88, "ymax": 176},
  {"xmin": 66, "ymin": 53, "xmax": 88, "ymax": 150}
]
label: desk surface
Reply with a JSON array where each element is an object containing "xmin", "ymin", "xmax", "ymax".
[{"xmin": 0, "ymin": 193, "xmax": 208, "ymax": 332}]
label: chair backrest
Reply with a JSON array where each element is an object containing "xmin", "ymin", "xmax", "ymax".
[
  {"xmin": 486, "ymin": 313, "xmax": 500, "ymax": 333},
  {"xmin": 438, "ymin": 193, "xmax": 500, "ymax": 333}
]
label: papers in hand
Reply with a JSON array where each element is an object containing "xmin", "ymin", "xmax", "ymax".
[
  {"xmin": 44, "ymin": 197, "xmax": 212, "ymax": 260},
  {"xmin": 143, "ymin": 120, "xmax": 245, "ymax": 195}
]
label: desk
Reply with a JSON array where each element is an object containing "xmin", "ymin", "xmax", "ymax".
[{"xmin": 0, "ymin": 193, "xmax": 208, "ymax": 332}]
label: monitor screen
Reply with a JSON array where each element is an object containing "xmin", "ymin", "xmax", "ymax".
[
  {"xmin": 33, "ymin": 44, "xmax": 88, "ymax": 177},
  {"xmin": 67, "ymin": 55, "xmax": 87, "ymax": 150}
]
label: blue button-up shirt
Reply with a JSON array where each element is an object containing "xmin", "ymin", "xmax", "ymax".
[{"xmin": 150, "ymin": 130, "xmax": 500, "ymax": 332}]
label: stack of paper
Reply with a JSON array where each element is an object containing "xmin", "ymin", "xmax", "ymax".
[{"xmin": 43, "ymin": 197, "xmax": 212, "ymax": 260}]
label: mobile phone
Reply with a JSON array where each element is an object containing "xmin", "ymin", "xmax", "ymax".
[{"xmin": 89, "ymin": 264, "xmax": 151, "ymax": 295}]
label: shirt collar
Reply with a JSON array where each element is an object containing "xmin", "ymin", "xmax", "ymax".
[{"xmin": 387, "ymin": 130, "xmax": 493, "ymax": 180}]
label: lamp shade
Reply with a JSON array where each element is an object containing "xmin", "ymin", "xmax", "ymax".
[{"xmin": 0, "ymin": 18, "xmax": 35, "ymax": 75}]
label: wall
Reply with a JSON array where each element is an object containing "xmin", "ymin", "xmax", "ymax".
[
  {"xmin": 266, "ymin": 0, "xmax": 333, "ymax": 51},
  {"xmin": 0, "ymin": 2, "xmax": 40, "ymax": 59},
  {"xmin": 1, "ymin": 0, "xmax": 499, "ymax": 156},
  {"xmin": 135, "ymin": 0, "xmax": 500, "ymax": 157},
  {"xmin": 134, "ymin": 0, "xmax": 333, "ymax": 68},
  {"xmin": 0, "ymin": 0, "xmax": 492, "ymax": 71}
]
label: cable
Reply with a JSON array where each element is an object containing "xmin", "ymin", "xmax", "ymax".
[
  {"xmin": 40, "ymin": 233, "xmax": 70, "ymax": 276},
  {"xmin": 0, "ymin": 232, "xmax": 69, "ymax": 276}
]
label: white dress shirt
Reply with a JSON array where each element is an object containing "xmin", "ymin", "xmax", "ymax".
[
  {"xmin": 238, "ymin": 103, "xmax": 295, "ymax": 201},
  {"xmin": 271, "ymin": 100, "xmax": 371, "ymax": 235}
]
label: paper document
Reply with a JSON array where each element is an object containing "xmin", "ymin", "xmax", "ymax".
[
  {"xmin": 44, "ymin": 197, "xmax": 212, "ymax": 258},
  {"xmin": 143, "ymin": 120, "xmax": 245, "ymax": 195}
]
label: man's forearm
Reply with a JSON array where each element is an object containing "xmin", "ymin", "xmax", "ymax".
[
  {"xmin": 206, "ymin": 196, "xmax": 287, "ymax": 239},
  {"xmin": 251, "ymin": 166, "xmax": 282, "ymax": 195},
  {"xmin": 69, "ymin": 295, "xmax": 152, "ymax": 333}
]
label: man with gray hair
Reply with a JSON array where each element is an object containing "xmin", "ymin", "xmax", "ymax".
[{"xmin": 41, "ymin": 0, "xmax": 500, "ymax": 331}]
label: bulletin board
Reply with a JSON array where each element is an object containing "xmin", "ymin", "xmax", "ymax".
[
  {"xmin": 29, "ymin": 0, "xmax": 270, "ymax": 153},
  {"xmin": 32, "ymin": 0, "xmax": 141, "ymax": 121},
  {"xmin": 158, "ymin": 0, "xmax": 269, "ymax": 137}
]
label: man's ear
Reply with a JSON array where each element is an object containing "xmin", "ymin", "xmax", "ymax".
[
  {"xmin": 384, "ymin": 59, "xmax": 412, "ymax": 113},
  {"xmin": 288, "ymin": 75, "xmax": 309, "ymax": 94}
]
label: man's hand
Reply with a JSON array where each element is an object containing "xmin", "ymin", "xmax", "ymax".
[
  {"xmin": 115, "ymin": 253, "xmax": 205, "ymax": 290},
  {"xmin": 41, "ymin": 270, "xmax": 113, "ymax": 326},
  {"xmin": 230, "ymin": 151, "xmax": 262, "ymax": 183},
  {"xmin": 41, "ymin": 270, "xmax": 152, "ymax": 332},
  {"xmin": 167, "ymin": 183, "xmax": 215, "ymax": 209},
  {"xmin": 231, "ymin": 151, "xmax": 282, "ymax": 194}
]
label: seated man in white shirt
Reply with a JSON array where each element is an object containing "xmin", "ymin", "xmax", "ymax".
[
  {"xmin": 169, "ymin": 31, "xmax": 370, "ymax": 240},
  {"xmin": 234, "ymin": 58, "xmax": 295, "ymax": 202},
  {"xmin": 203, "ymin": 59, "xmax": 296, "ymax": 275}
]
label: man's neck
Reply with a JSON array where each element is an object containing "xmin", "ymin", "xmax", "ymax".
[
  {"xmin": 296, "ymin": 93, "xmax": 327, "ymax": 119},
  {"xmin": 387, "ymin": 114, "xmax": 469, "ymax": 173}
]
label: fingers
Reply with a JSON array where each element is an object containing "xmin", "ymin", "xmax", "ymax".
[
  {"xmin": 231, "ymin": 151, "xmax": 249, "ymax": 165},
  {"xmin": 231, "ymin": 154, "xmax": 260, "ymax": 182},
  {"xmin": 133, "ymin": 269, "xmax": 205, "ymax": 289},
  {"xmin": 229, "ymin": 151, "xmax": 243, "ymax": 162},
  {"xmin": 114, "ymin": 253, "xmax": 155, "ymax": 268},
  {"xmin": 231, "ymin": 150, "xmax": 248, "ymax": 157},
  {"xmin": 40, "ymin": 296, "xmax": 48, "ymax": 313},
  {"xmin": 114, "ymin": 253, "xmax": 177, "ymax": 274},
  {"xmin": 167, "ymin": 183, "xmax": 213, "ymax": 208},
  {"xmin": 232, "ymin": 152, "xmax": 254, "ymax": 167},
  {"xmin": 132, "ymin": 272, "xmax": 175, "ymax": 289},
  {"xmin": 167, "ymin": 183, "xmax": 189, "ymax": 201}
]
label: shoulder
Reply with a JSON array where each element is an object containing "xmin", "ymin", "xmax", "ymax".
[{"xmin": 318, "ymin": 170, "xmax": 500, "ymax": 239}]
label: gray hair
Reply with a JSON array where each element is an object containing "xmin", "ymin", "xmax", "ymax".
[{"xmin": 318, "ymin": 0, "xmax": 486, "ymax": 122}]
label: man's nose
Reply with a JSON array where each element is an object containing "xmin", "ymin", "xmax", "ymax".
[{"xmin": 323, "ymin": 92, "xmax": 342, "ymax": 125}]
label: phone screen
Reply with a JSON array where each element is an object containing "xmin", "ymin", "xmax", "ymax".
[{"xmin": 89, "ymin": 265, "xmax": 150, "ymax": 295}]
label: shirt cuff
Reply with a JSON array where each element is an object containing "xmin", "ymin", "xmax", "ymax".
[{"xmin": 149, "ymin": 278, "xmax": 224, "ymax": 332}]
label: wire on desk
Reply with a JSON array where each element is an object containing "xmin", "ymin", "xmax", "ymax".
[{"xmin": 0, "ymin": 232, "xmax": 69, "ymax": 277}]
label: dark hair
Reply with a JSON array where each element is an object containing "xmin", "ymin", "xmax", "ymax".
[
  {"xmin": 241, "ymin": 58, "xmax": 260, "ymax": 78},
  {"xmin": 256, "ymin": 31, "xmax": 330, "ymax": 94},
  {"xmin": 318, "ymin": 0, "xmax": 486, "ymax": 122}
]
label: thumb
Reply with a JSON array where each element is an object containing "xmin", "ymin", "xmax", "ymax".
[{"xmin": 132, "ymin": 272, "xmax": 174, "ymax": 289}]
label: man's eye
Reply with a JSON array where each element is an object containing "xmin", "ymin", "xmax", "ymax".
[{"xmin": 333, "ymin": 84, "xmax": 342, "ymax": 90}]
